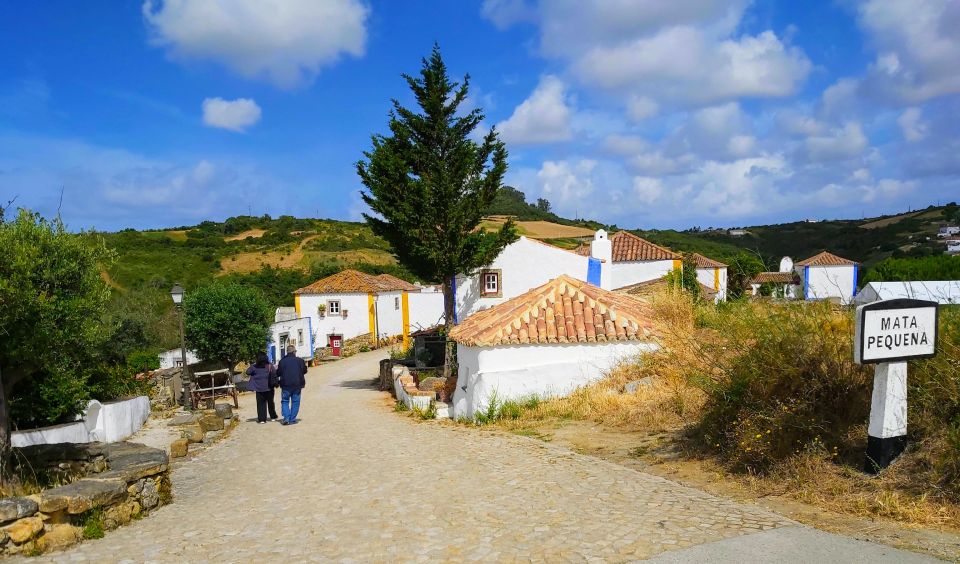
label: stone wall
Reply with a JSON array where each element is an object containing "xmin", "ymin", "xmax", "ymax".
[{"xmin": 1, "ymin": 442, "xmax": 170, "ymax": 556}]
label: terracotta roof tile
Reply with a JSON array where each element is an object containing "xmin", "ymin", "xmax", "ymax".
[
  {"xmin": 689, "ymin": 253, "xmax": 727, "ymax": 268},
  {"xmin": 448, "ymin": 275, "xmax": 657, "ymax": 347},
  {"xmin": 294, "ymin": 269, "xmax": 419, "ymax": 295},
  {"xmin": 795, "ymin": 251, "xmax": 857, "ymax": 266},
  {"xmin": 576, "ymin": 231, "xmax": 680, "ymax": 262},
  {"xmin": 749, "ymin": 272, "xmax": 800, "ymax": 285}
]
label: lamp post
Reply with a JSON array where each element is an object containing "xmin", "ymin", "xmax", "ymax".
[{"xmin": 170, "ymin": 283, "xmax": 191, "ymax": 409}]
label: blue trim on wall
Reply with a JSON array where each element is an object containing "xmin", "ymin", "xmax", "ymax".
[
  {"xmin": 852, "ymin": 266, "xmax": 859, "ymax": 297},
  {"xmin": 587, "ymin": 257, "xmax": 602, "ymax": 286},
  {"xmin": 451, "ymin": 276, "xmax": 458, "ymax": 324},
  {"xmin": 804, "ymin": 266, "xmax": 810, "ymax": 299},
  {"xmin": 306, "ymin": 316, "xmax": 314, "ymax": 357}
]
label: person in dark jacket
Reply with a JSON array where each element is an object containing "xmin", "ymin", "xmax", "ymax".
[
  {"xmin": 245, "ymin": 352, "xmax": 278, "ymax": 424},
  {"xmin": 276, "ymin": 345, "xmax": 307, "ymax": 425}
]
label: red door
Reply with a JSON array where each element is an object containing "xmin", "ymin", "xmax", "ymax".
[{"xmin": 328, "ymin": 334, "xmax": 343, "ymax": 357}]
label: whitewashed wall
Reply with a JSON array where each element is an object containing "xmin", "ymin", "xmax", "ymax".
[
  {"xmin": 452, "ymin": 341, "xmax": 658, "ymax": 419},
  {"xmin": 298, "ymin": 293, "xmax": 371, "ymax": 342},
  {"xmin": 610, "ymin": 260, "xmax": 675, "ymax": 290},
  {"xmin": 407, "ymin": 291, "xmax": 445, "ymax": 331},
  {"xmin": 800, "ymin": 265, "xmax": 857, "ymax": 304},
  {"xmin": 269, "ymin": 317, "xmax": 314, "ymax": 361},
  {"xmin": 455, "ymin": 237, "xmax": 593, "ymax": 321},
  {"xmin": 12, "ymin": 396, "xmax": 150, "ymax": 447},
  {"xmin": 695, "ymin": 266, "xmax": 728, "ymax": 302},
  {"xmin": 158, "ymin": 349, "xmax": 199, "ymax": 369},
  {"xmin": 374, "ymin": 291, "xmax": 404, "ymax": 340}
]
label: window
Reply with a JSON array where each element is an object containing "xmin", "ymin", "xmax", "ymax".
[
  {"xmin": 297, "ymin": 329, "xmax": 303, "ymax": 345},
  {"xmin": 481, "ymin": 269, "xmax": 502, "ymax": 297},
  {"xmin": 327, "ymin": 300, "xmax": 341, "ymax": 315},
  {"xmin": 395, "ymin": 296, "xmax": 400, "ymax": 310}
]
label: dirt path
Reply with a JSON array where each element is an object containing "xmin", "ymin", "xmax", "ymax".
[{"xmin": 29, "ymin": 352, "xmax": 942, "ymax": 562}]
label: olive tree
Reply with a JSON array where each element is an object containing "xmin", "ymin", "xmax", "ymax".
[{"xmin": 184, "ymin": 282, "xmax": 271, "ymax": 371}]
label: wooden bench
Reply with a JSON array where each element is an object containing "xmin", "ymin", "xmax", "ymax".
[{"xmin": 190, "ymin": 369, "xmax": 239, "ymax": 410}]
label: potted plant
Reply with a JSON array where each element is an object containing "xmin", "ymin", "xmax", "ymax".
[{"xmin": 317, "ymin": 304, "xmax": 326, "ymax": 318}]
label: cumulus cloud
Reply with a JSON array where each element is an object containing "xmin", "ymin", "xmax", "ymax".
[
  {"xmin": 897, "ymin": 107, "xmax": 928, "ymax": 141},
  {"xmin": 143, "ymin": 0, "xmax": 369, "ymax": 88},
  {"xmin": 497, "ymin": 75, "xmax": 573, "ymax": 144},
  {"xmin": 202, "ymin": 97, "xmax": 262, "ymax": 132},
  {"xmin": 805, "ymin": 122, "xmax": 868, "ymax": 162},
  {"xmin": 856, "ymin": 0, "xmax": 960, "ymax": 102},
  {"xmin": 574, "ymin": 29, "xmax": 811, "ymax": 103},
  {"xmin": 626, "ymin": 96, "xmax": 658, "ymax": 121}
]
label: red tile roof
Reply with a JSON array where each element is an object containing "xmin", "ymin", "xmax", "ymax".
[
  {"xmin": 294, "ymin": 270, "xmax": 419, "ymax": 295},
  {"xmin": 750, "ymin": 272, "xmax": 800, "ymax": 285},
  {"xmin": 689, "ymin": 253, "xmax": 727, "ymax": 268},
  {"xmin": 575, "ymin": 231, "xmax": 680, "ymax": 262},
  {"xmin": 795, "ymin": 251, "xmax": 857, "ymax": 266},
  {"xmin": 448, "ymin": 275, "xmax": 657, "ymax": 347}
]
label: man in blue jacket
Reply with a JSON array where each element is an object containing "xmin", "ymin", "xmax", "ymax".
[{"xmin": 276, "ymin": 345, "xmax": 307, "ymax": 425}]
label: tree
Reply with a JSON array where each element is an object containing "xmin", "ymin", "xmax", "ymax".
[
  {"xmin": 664, "ymin": 254, "xmax": 702, "ymax": 299},
  {"xmin": 357, "ymin": 45, "xmax": 517, "ymax": 377},
  {"xmin": 0, "ymin": 210, "xmax": 113, "ymax": 478},
  {"xmin": 727, "ymin": 251, "xmax": 767, "ymax": 299},
  {"xmin": 535, "ymin": 198, "xmax": 552, "ymax": 213},
  {"xmin": 184, "ymin": 282, "xmax": 270, "ymax": 371}
]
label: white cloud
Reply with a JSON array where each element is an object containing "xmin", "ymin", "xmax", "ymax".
[
  {"xmin": 536, "ymin": 159, "xmax": 597, "ymax": 204},
  {"xmin": 143, "ymin": 0, "xmax": 369, "ymax": 88},
  {"xmin": 626, "ymin": 96, "xmax": 659, "ymax": 121},
  {"xmin": 573, "ymin": 28, "xmax": 811, "ymax": 103},
  {"xmin": 201, "ymin": 97, "xmax": 262, "ymax": 132},
  {"xmin": 805, "ymin": 122, "xmax": 868, "ymax": 161},
  {"xmin": 497, "ymin": 75, "xmax": 573, "ymax": 144},
  {"xmin": 857, "ymin": 0, "xmax": 960, "ymax": 101},
  {"xmin": 897, "ymin": 107, "xmax": 928, "ymax": 141}
]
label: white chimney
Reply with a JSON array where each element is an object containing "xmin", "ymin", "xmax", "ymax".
[{"xmin": 591, "ymin": 230, "xmax": 613, "ymax": 290}]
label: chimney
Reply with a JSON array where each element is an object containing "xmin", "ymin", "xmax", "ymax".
[{"xmin": 591, "ymin": 230, "xmax": 612, "ymax": 290}]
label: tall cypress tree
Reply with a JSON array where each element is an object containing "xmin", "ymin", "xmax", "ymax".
[{"xmin": 357, "ymin": 45, "xmax": 516, "ymax": 377}]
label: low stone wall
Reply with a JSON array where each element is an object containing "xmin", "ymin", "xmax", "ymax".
[
  {"xmin": 392, "ymin": 365, "xmax": 433, "ymax": 411},
  {"xmin": 12, "ymin": 396, "xmax": 151, "ymax": 448},
  {"xmin": 1, "ymin": 442, "xmax": 170, "ymax": 556}
]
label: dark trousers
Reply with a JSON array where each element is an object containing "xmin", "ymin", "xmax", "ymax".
[{"xmin": 255, "ymin": 389, "xmax": 278, "ymax": 422}]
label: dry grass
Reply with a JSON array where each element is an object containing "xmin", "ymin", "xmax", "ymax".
[
  {"xmin": 479, "ymin": 217, "xmax": 595, "ymax": 239},
  {"xmin": 224, "ymin": 228, "xmax": 266, "ymax": 241},
  {"xmin": 217, "ymin": 232, "xmax": 395, "ymax": 275},
  {"xmin": 163, "ymin": 230, "xmax": 188, "ymax": 241},
  {"xmin": 860, "ymin": 211, "xmax": 920, "ymax": 229},
  {"xmin": 483, "ymin": 288, "xmax": 960, "ymax": 528}
]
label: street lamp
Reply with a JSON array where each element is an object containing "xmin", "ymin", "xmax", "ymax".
[{"xmin": 170, "ymin": 283, "xmax": 191, "ymax": 409}]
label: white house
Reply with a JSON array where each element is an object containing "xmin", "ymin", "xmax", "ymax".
[
  {"xmin": 448, "ymin": 275, "xmax": 659, "ymax": 419},
  {"xmin": 268, "ymin": 316, "xmax": 314, "ymax": 363},
  {"xmin": 854, "ymin": 280, "xmax": 960, "ymax": 305},
  {"xmin": 578, "ymin": 231, "xmax": 682, "ymax": 291},
  {"xmin": 794, "ymin": 251, "xmax": 859, "ymax": 304},
  {"xmin": 454, "ymin": 235, "xmax": 600, "ymax": 321},
  {"xmin": 158, "ymin": 348, "xmax": 199, "ymax": 370},
  {"xmin": 690, "ymin": 253, "xmax": 728, "ymax": 302},
  {"xmin": 748, "ymin": 272, "xmax": 800, "ymax": 299},
  {"xmin": 946, "ymin": 239, "xmax": 960, "ymax": 254},
  {"xmin": 294, "ymin": 270, "xmax": 443, "ymax": 356},
  {"xmin": 454, "ymin": 230, "xmax": 685, "ymax": 322},
  {"xmin": 937, "ymin": 225, "xmax": 959, "ymax": 238}
]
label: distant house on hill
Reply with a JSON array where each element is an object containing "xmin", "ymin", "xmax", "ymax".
[
  {"xmin": 854, "ymin": 281, "xmax": 960, "ymax": 305},
  {"xmin": 689, "ymin": 253, "xmax": 728, "ymax": 302},
  {"xmin": 448, "ymin": 275, "xmax": 659, "ymax": 419},
  {"xmin": 937, "ymin": 225, "xmax": 959, "ymax": 238},
  {"xmin": 293, "ymin": 270, "xmax": 443, "ymax": 355},
  {"xmin": 728, "ymin": 229, "xmax": 748, "ymax": 237}
]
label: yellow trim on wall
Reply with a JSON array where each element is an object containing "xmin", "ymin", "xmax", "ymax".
[
  {"xmin": 673, "ymin": 259, "xmax": 682, "ymax": 271},
  {"xmin": 367, "ymin": 293, "xmax": 377, "ymax": 346},
  {"xmin": 401, "ymin": 292, "xmax": 410, "ymax": 350},
  {"xmin": 714, "ymin": 268, "xmax": 720, "ymax": 290},
  {"xmin": 294, "ymin": 295, "xmax": 301, "ymax": 316}
]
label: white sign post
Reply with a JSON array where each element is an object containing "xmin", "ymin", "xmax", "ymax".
[{"xmin": 854, "ymin": 298, "xmax": 938, "ymax": 473}]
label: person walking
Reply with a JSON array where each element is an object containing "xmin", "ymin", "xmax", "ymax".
[
  {"xmin": 277, "ymin": 344, "xmax": 307, "ymax": 425},
  {"xmin": 246, "ymin": 352, "xmax": 278, "ymax": 424}
]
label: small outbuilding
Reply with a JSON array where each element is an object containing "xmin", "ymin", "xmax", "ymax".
[
  {"xmin": 795, "ymin": 251, "xmax": 859, "ymax": 304},
  {"xmin": 690, "ymin": 253, "xmax": 728, "ymax": 302},
  {"xmin": 448, "ymin": 275, "xmax": 659, "ymax": 419}
]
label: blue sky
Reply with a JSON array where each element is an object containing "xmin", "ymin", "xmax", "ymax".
[{"xmin": 1, "ymin": 1, "xmax": 958, "ymax": 231}]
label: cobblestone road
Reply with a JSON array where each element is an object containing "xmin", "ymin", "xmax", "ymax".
[{"xmin": 33, "ymin": 351, "xmax": 934, "ymax": 562}]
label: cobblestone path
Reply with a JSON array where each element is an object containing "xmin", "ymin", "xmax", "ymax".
[{"xmin": 35, "ymin": 351, "xmax": 935, "ymax": 562}]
